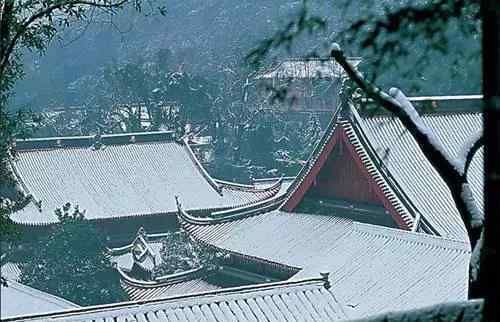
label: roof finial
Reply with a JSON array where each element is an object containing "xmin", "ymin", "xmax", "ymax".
[
  {"xmin": 137, "ymin": 226, "xmax": 146, "ymax": 237},
  {"xmin": 92, "ymin": 132, "xmax": 103, "ymax": 150},
  {"xmin": 320, "ymin": 271, "xmax": 331, "ymax": 290}
]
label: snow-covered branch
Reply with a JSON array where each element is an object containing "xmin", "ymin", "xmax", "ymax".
[{"xmin": 461, "ymin": 131, "xmax": 483, "ymax": 178}]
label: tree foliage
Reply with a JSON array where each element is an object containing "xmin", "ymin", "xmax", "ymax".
[
  {"xmin": 19, "ymin": 203, "xmax": 127, "ymax": 306},
  {"xmin": 153, "ymin": 229, "xmax": 216, "ymax": 277}
]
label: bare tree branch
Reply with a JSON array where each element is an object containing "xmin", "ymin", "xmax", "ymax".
[{"xmin": 0, "ymin": 0, "xmax": 129, "ymax": 79}]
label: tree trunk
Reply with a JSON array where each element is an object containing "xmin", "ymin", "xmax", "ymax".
[{"xmin": 478, "ymin": 0, "xmax": 500, "ymax": 320}]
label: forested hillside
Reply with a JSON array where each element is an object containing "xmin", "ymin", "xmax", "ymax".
[{"xmin": 12, "ymin": 0, "xmax": 480, "ymax": 110}]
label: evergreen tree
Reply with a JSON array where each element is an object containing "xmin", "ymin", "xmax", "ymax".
[{"xmin": 19, "ymin": 203, "xmax": 127, "ymax": 306}]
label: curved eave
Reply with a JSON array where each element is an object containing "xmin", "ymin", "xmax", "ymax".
[
  {"xmin": 116, "ymin": 266, "xmax": 208, "ymax": 288},
  {"xmin": 176, "ymin": 193, "xmax": 286, "ymax": 226},
  {"xmin": 216, "ymin": 177, "xmax": 283, "ymax": 193}
]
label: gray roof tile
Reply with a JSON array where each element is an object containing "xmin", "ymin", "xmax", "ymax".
[
  {"xmin": 357, "ymin": 110, "xmax": 482, "ymax": 241},
  {"xmin": 3, "ymin": 278, "xmax": 343, "ymax": 322}
]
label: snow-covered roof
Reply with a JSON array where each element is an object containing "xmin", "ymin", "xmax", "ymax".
[
  {"xmin": 283, "ymin": 99, "xmax": 482, "ymax": 242},
  {"xmin": 357, "ymin": 110, "xmax": 482, "ymax": 241},
  {"xmin": 118, "ymin": 267, "xmax": 221, "ymax": 301},
  {"xmin": 178, "ymin": 208, "xmax": 470, "ymax": 319},
  {"xmin": 3, "ymin": 277, "xmax": 345, "ymax": 322},
  {"xmin": 1, "ymin": 280, "xmax": 78, "ymax": 319},
  {"xmin": 256, "ymin": 58, "xmax": 362, "ymax": 79},
  {"xmin": 110, "ymin": 229, "xmax": 166, "ymax": 274},
  {"xmin": 108, "ymin": 229, "xmax": 222, "ymax": 301},
  {"xmin": 10, "ymin": 132, "xmax": 286, "ymax": 225}
]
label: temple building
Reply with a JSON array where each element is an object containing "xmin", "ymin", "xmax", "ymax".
[
  {"xmin": 281, "ymin": 94, "xmax": 482, "ymax": 242},
  {"xmin": 2, "ymin": 95, "xmax": 481, "ymax": 321},
  {"xmin": 51, "ymin": 95, "xmax": 478, "ymax": 322},
  {"xmin": 8, "ymin": 131, "xmax": 288, "ymax": 242},
  {"xmin": 254, "ymin": 57, "xmax": 362, "ymax": 112}
]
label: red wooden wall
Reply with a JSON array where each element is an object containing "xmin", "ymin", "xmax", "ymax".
[{"xmin": 307, "ymin": 140, "xmax": 382, "ymax": 205}]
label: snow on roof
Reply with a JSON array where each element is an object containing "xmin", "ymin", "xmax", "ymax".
[
  {"xmin": 256, "ymin": 58, "xmax": 362, "ymax": 79},
  {"xmin": 10, "ymin": 132, "xmax": 285, "ymax": 225},
  {"xmin": 3, "ymin": 278, "xmax": 346, "ymax": 322},
  {"xmin": 283, "ymin": 98, "xmax": 482, "ymax": 242},
  {"xmin": 120, "ymin": 272, "xmax": 221, "ymax": 301},
  {"xmin": 179, "ymin": 209, "xmax": 470, "ymax": 319},
  {"xmin": 1, "ymin": 280, "xmax": 78, "ymax": 319},
  {"xmin": 357, "ymin": 109, "xmax": 482, "ymax": 241},
  {"xmin": 108, "ymin": 229, "xmax": 222, "ymax": 301}
]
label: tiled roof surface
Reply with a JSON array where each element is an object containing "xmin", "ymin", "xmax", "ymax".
[
  {"xmin": 10, "ymin": 133, "xmax": 284, "ymax": 225},
  {"xmin": 121, "ymin": 277, "xmax": 221, "ymax": 301},
  {"xmin": 4, "ymin": 278, "xmax": 346, "ymax": 322},
  {"xmin": 1, "ymin": 280, "xmax": 79, "ymax": 319},
  {"xmin": 179, "ymin": 210, "xmax": 470, "ymax": 319},
  {"xmin": 357, "ymin": 111, "xmax": 482, "ymax": 241}
]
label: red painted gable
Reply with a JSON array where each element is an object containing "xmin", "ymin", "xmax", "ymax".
[
  {"xmin": 283, "ymin": 125, "xmax": 409, "ymax": 230},
  {"xmin": 308, "ymin": 139, "xmax": 381, "ymax": 205}
]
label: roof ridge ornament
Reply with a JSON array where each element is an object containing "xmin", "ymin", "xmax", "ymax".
[
  {"xmin": 320, "ymin": 271, "xmax": 331, "ymax": 289},
  {"xmin": 92, "ymin": 133, "xmax": 104, "ymax": 150}
]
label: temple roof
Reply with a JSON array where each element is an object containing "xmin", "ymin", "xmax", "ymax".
[
  {"xmin": 168, "ymin": 96, "xmax": 477, "ymax": 318},
  {"xmin": 283, "ymin": 98, "xmax": 482, "ymax": 241},
  {"xmin": 9, "ymin": 131, "xmax": 287, "ymax": 225},
  {"xmin": 1, "ymin": 280, "xmax": 79, "ymax": 319},
  {"xmin": 3, "ymin": 277, "xmax": 345, "ymax": 322},
  {"xmin": 178, "ymin": 208, "xmax": 470, "ymax": 319}
]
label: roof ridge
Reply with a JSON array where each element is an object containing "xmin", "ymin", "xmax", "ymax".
[
  {"xmin": 352, "ymin": 221, "xmax": 470, "ymax": 252},
  {"xmin": 14, "ymin": 131, "xmax": 176, "ymax": 151}
]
